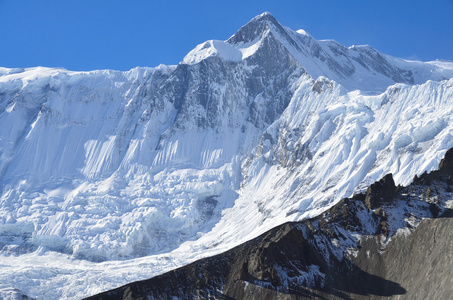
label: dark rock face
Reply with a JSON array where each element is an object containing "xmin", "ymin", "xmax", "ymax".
[
  {"xmin": 364, "ymin": 173, "xmax": 396, "ymax": 209},
  {"xmin": 412, "ymin": 148, "xmax": 453, "ymax": 189},
  {"xmin": 356, "ymin": 209, "xmax": 453, "ymax": 300},
  {"xmin": 438, "ymin": 147, "xmax": 453, "ymax": 175},
  {"xmin": 85, "ymin": 148, "xmax": 453, "ymax": 300}
]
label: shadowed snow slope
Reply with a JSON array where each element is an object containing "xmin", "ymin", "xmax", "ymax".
[{"xmin": 0, "ymin": 12, "xmax": 453, "ymax": 299}]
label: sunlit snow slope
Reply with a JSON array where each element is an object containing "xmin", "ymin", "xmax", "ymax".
[{"xmin": 1, "ymin": 13, "xmax": 453, "ymax": 299}]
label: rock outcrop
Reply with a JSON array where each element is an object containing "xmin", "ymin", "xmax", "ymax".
[
  {"xmin": 364, "ymin": 173, "xmax": 397, "ymax": 209},
  {"xmin": 439, "ymin": 147, "xmax": 453, "ymax": 174}
]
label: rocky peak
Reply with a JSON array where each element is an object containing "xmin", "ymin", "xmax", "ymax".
[
  {"xmin": 438, "ymin": 148, "xmax": 453, "ymax": 175},
  {"xmin": 412, "ymin": 148, "xmax": 453, "ymax": 187},
  {"xmin": 364, "ymin": 173, "xmax": 397, "ymax": 209},
  {"xmin": 226, "ymin": 12, "xmax": 285, "ymax": 45}
]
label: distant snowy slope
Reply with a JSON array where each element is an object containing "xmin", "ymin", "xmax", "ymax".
[{"xmin": 0, "ymin": 12, "xmax": 453, "ymax": 299}]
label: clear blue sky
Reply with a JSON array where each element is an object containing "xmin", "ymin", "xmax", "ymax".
[{"xmin": 1, "ymin": 0, "xmax": 452, "ymax": 71}]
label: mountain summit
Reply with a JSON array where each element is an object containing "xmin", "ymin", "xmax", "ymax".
[
  {"xmin": 184, "ymin": 13, "xmax": 453, "ymax": 92},
  {"xmin": 226, "ymin": 12, "xmax": 285, "ymax": 44},
  {"xmin": 0, "ymin": 13, "xmax": 453, "ymax": 299}
]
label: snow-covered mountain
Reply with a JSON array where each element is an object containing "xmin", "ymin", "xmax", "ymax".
[
  {"xmin": 0, "ymin": 12, "xmax": 453, "ymax": 299},
  {"xmin": 87, "ymin": 149, "xmax": 453, "ymax": 300}
]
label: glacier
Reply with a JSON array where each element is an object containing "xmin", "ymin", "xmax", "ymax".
[{"xmin": 0, "ymin": 12, "xmax": 453, "ymax": 299}]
